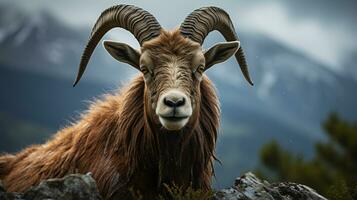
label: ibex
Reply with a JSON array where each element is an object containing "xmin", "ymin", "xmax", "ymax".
[{"xmin": 0, "ymin": 4, "xmax": 253, "ymax": 199}]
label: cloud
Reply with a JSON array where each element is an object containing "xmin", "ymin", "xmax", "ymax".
[
  {"xmin": 279, "ymin": 0, "xmax": 357, "ymax": 26},
  {"xmin": 237, "ymin": 2, "xmax": 357, "ymax": 71},
  {"xmin": 2, "ymin": 0, "xmax": 356, "ymax": 72}
]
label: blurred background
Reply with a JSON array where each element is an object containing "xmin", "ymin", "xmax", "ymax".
[{"xmin": 0, "ymin": 0, "xmax": 356, "ymax": 199}]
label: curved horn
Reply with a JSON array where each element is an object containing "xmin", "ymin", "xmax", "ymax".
[
  {"xmin": 73, "ymin": 5, "xmax": 162, "ymax": 86},
  {"xmin": 180, "ymin": 7, "xmax": 253, "ymax": 85}
]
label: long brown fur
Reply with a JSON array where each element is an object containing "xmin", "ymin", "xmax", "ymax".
[
  {"xmin": 0, "ymin": 76, "xmax": 219, "ymax": 199},
  {"xmin": 0, "ymin": 30, "xmax": 220, "ymax": 199}
]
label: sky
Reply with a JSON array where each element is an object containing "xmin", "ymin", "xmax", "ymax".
[{"xmin": 1, "ymin": 0, "xmax": 356, "ymax": 72}]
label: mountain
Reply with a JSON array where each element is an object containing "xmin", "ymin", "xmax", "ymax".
[
  {"xmin": 0, "ymin": 4, "xmax": 135, "ymax": 84},
  {"xmin": 0, "ymin": 4, "xmax": 356, "ymax": 188},
  {"xmin": 208, "ymin": 31, "xmax": 357, "ymax": 137}
]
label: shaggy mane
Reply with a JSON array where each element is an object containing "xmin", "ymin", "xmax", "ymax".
[{"xmin": 0, "ymin": 74, "xmax": 220, "ymax": 199}]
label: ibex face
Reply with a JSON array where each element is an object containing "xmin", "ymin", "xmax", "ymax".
[
  {"xmin": 104, "ymin": 31, "xmax": 240, "ymax": 131},
  {"xmin": 140, "ymin": 33, "xmax": 200, "ymax": 130},
  {"xmin": 74, "ymin": 5, "xmax": 253, "ymax": 131},
  {"xmin": 141, "ymin": 31, "xmax": 241, "ymax": 130}
]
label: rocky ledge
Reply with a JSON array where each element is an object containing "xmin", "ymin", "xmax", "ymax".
[
  {"xmin": 0, "ymin": 172, "xmax": 326, "ymax": 200},
  {"xmin": 214, "ymin": 172, "xmax": 327, "ymax": 200},
  {"xmin": 0, "ymin": 173, "xmax": 101, "ymax": 200}
]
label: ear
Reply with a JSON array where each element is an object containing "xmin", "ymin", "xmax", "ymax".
[
  {"xmin": 103, "ymin": 40, "xmax": 141, "ymax": 70},
  {"xmin": 204, "ymin": 41, "xmax": 240, "ymax": 71}
]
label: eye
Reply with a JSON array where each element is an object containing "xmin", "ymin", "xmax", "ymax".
[
  {"xmin": 195, "ymin": 64, "xmax": 205, "ymax": 74},
  {"xmin": 140, "ymin": 65, "xmax": 154, "ymax": 79},
  {"xmin": 140, "ymin": 65, "xmax": 149, "ymax": 74}
]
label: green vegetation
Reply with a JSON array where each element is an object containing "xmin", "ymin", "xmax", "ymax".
[
  {"xmin": 129, "ymin": 184, "xmax": 214, "ymax": 200},
  {"xmin": 257, "ymin": 113, "xmax": 357, "ymax": 200},
  {"xmin": 159, "ymin": 183, "xmax": 214, "ymax": 200}
]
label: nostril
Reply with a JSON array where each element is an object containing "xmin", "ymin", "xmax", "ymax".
[
  {"xmin": 176, "ymin": 98, "xmax": 185, "ymax": 107},
  {"xmin": 164, "ymin": 97, "xmax": 174, "ymax": 107},
  {"xmin": 163, "ymin": 97, "xmax": 185, "ymax": 108}
]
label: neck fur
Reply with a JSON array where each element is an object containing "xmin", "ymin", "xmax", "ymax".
[{"xmin": 104, "ymin": 75, "xmax": 220, "ymax": 189}]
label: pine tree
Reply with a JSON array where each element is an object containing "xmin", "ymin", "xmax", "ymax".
[{"xmin": 257, "ymin": 113, "xmax": 357, "ymax": 199}]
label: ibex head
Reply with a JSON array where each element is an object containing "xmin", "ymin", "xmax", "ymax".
[{"xmin": 74, "ymin": 5, "xmax": 253, "ymax": 131}]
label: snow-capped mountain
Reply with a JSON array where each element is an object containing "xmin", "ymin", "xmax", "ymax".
[{"xmin": 0, "ymin": 4, "xmax": 134, "ymax": 84}]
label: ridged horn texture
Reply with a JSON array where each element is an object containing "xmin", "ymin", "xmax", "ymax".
[
  {"xmin": 180, "ymin": 7, "xmax": 253, "ymax": 85},
  {"xmin": 73, "ymin": 4, "xmax": 162, "ymax": 86}
]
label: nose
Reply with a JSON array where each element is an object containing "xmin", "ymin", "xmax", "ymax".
[
  {"xmin": 163, "ymin": 91, "xmax": 186, "ymax": 108},
  {"xmin": 164, "ymin": 97, "xmax": 185, "ymax": 108}
]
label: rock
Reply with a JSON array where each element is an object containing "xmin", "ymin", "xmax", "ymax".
[
  {"xmin": 214, "ymin": 172, "xmax": 327, "ymax": 200},
  {"xmin": 1, "ymin": 172, "xmax": 327, "ymax": 200},
  {"xmin": 0, "ymin": 173, "xmax": 101, "ymax": 200},
  {"xmin": 1, "ymin": 180, "xmax": 23, "ymax": 200}
]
